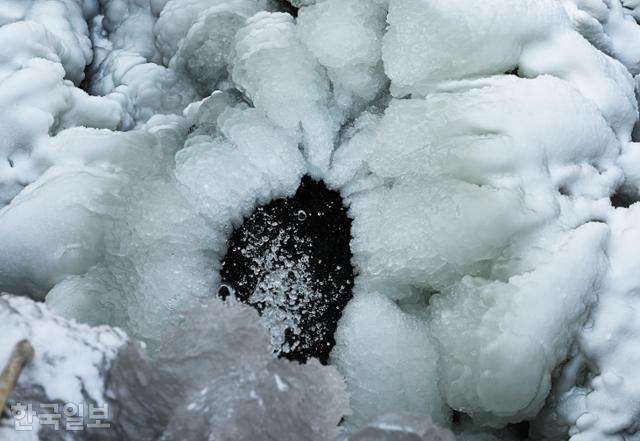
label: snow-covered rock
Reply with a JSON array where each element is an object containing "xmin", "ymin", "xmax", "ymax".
[{"xmin": 0, "ymin": 294, "xmax": 349, "ymax": 441}]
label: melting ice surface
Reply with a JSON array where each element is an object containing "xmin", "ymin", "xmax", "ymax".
[{"xmin": 1, "ymin": 0, "xmax": 640, "ymax": 440}]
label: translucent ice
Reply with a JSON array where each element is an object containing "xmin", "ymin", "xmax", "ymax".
[
  {"xmin": 232, "ymin": 11, "xmax": 342, "ymax": 176},
  {"xmin": 297, "ymin": 0, "xmax": 388, "ymax": 113},
  {"xmin": 343, "ymin": 413, "xmax": 456, "ymax": 441},
  {"xmin": 332, "ymin": 291, "xmax": 449, "ymax": 429},
  {"xmin": 107, "ymin": 297, "xmax": 349, "ymax": 441},
  {"xmin": 1, "ymin": 0, "xmax": 640, "ymax": 439}
]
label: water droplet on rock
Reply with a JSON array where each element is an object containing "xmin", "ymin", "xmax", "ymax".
[{"xmin": 220, "ymin": 176, "xmax": 354, "ymax": 364}]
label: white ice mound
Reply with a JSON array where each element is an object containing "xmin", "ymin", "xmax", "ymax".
[
  {"xmin": 382, "ymin": 0, "xmax": 637, "ymax": 140},
  {"xmin": 332, "ymin": 291, "xmax": 449, "ymax": 429},
  {"xmin": 0, "ymin": 121, "xmax": 215, "ymax": 344},
  {"xmin": 382, "ymin": 0, "xmax": 568, "ymax": 95},
  {"xmin": 332, "ymin": 75, "xmax": 621, "ymax": 294},
  {"xmin": 534, "ymin": 204, "xmax": 640, "ymax": 440},
  {"xmin": 176, "ymin": 92, "xmax": 305, "ymax": 227},
  {"xmin": 0, "ymin": 1, "xmax": 122, "ymax": 204},
  {"xmin": 233, "ymin": 11, "xmax": 343, "ymax": 176},
  {"xmin": 297, "ymin": 0, "xmax": 388, "ymax": 112},
  {"xmin": 562, "ymin": 0, "xmax": 640, "ymax": 74},
  {"xmin": 157, "ymin": 0, "xmax": 268, "ymax": 94},
  {"xmin": 430, "ymin": 223, "xmax": 608, "ymax": 426}
]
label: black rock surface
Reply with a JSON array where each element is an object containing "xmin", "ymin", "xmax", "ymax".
[{"xmin": 220, "ymin": 176, "xmax": 354, "ymax": 364}]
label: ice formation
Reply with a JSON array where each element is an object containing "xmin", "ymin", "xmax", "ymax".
[
  {"xmin": 1, "ymin": 0, "xmax": 640, "ymax": 440},
  {"xmin": 0, "ymin": 294, "xmax": 349, "ymax": 441}
]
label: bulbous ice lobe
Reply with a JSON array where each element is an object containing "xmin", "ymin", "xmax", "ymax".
[
  {"xmin": 297, "ymin": 0, "xmax": 388, "ymax": 112},
  {"xmin": 159, "ymin": 0, "xmax": 268, "ymax": 94},
  {"xmin": 382, "ymin": 0, "xmax": 566, "ymax": 95},
  {"xmin": 333, "ymin": 75, "xmax": 620, "ymax": 294},
  {"xmin": 88, "ymin": 0, "xmax": 200, "ymax": 129},
  {"xmin": 1, "ymin": 0, "xmax": 640, "ymax": 440},
  {"xmin": 331, "ymin": 292, "xmax": 449, "ymax": 429},
  {"xmin": 0, "ymin": 1, "xmax": 121, "ymax": 205},
  {"xmin": 430, "ymin": 224, "xmax": 608, "ymax": 426},
  {"xmin": 562, "ymin": 0, "xmax": 640, "ymax": 74},
  {"xmin": 232, "ymin": 11, "xmax": 343, "ymax": 176}
]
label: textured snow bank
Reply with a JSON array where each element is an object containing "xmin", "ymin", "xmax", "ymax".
[
  {"xmin": 0, "ymin": 0, "xmax": 121, "ymax": 205},
  {"xmin": 533, "ymin": 205, "xmax": 640, "ymax": 440},
  {"xmin": 0, "ymin": 294, "xmax": 125, "ymax": 405},
  {"xmin": 430, "ymin": 223, "xmax": 607, "ymax": 426},
  {"xmin": 563, "ymin": 0, "xmax": 640, "ymax": 74}
]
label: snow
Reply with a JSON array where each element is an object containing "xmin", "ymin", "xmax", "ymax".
[
  {"xmin": 0, "ymin": 8, "xmax": 121, "ymax": 204},
  {"xmin": 0, "ymin": 0, "xmax": 640, "ymax": 440},
  {"xmin": 0, "ymin": 294, "xmax": 127, "ymax": 406},
  {"xmin": 533, "ymin": 204, "xmax": 640, "ymax": 440},
  {"xmin": 562, "ymin": 0, "xmax": 640, "ymax": 74}
]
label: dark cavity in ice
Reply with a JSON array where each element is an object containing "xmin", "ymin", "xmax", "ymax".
[
  {"xmin": 220, "ymin": 176, "xmax": 354, "ymax": 364},
  {"xmin": 277, "ymin": 0, "xmax": 299, "ymax": 17},
  {"xmin": 610, "ymin": 186, "xmax": 638, "ymax": 208}
]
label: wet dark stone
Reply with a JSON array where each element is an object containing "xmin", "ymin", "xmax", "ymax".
[
  {"xmin": 504, "ymin": 66, "xmax": 519, "ymax": 75},
  {"xmin": 220, "ymin": 176, "xmax": 354, "ymax": 364},
  {"xmin": 509, "ymin": 421, "xmax": 530, "ymax": 439},
  {"xmin": 610, "ymin": 188, "xmax": 637, "ymax": 208},
  {"xmin": 611, "ymin": 192, "xmax": 634, "ymax": 208},
  {"xmin": 277, "ymin": 0, "xmax": 299, "ymax": 17}
]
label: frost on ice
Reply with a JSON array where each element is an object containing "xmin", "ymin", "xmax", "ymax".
[{"xmin": 1, "ymin": 0, "xmax": 640, "ymax": 440}]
